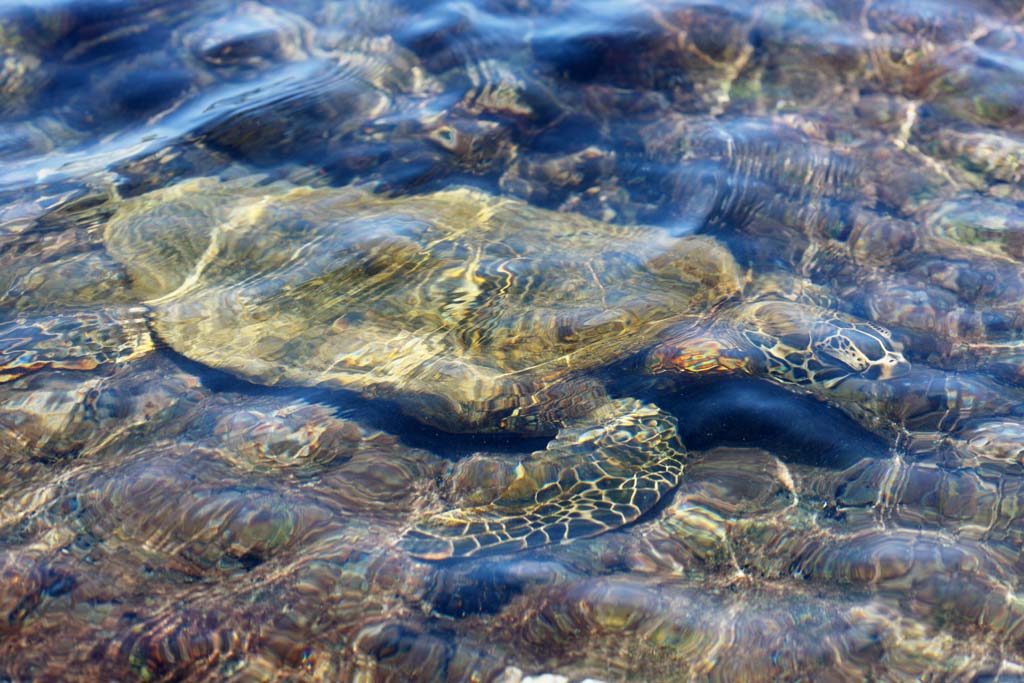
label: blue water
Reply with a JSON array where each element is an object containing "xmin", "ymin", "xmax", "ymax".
[{"xmin": 1, "ymin": 0, "xmax": 1024, "ymax": 680}]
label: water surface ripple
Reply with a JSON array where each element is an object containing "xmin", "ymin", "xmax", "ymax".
[{"xmin": 1, "ymin": 0, "xmax": 1024, "ymax": 681}]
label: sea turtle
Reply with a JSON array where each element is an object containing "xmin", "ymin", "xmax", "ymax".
[{"xmin": 72, "ymin": 175, "xmax": 908, "ymax": 560}]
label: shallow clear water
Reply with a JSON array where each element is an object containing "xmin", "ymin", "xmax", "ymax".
[{"xmin": 1, "ymin": 0, "xmax": 1024, "ymax": 681}]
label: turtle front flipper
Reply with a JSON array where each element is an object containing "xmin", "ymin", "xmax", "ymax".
[
  {"xmin": 0, "ymin": 307, "xmax": 154, "ymax": 383},
  {"xmin": 402, "ymin": 398, "xmax": 687, "ymax": 560}
]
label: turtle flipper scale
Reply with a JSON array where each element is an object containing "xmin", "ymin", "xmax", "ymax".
[{"xmin": 402, "ymin": 398, "xmax": 687, "ymax": 560}]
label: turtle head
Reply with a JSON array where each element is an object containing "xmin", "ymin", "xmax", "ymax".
[
  {"xmin": 737, "ymin": 302, "xmax": 911, "ymax": 388},
  {"xmin": 647, "ymin": 302, "xmax": 910, "ymax": 389},
  {"xmin": 811, "ymin": 321, "xmax": 910, "ymax": 381}
]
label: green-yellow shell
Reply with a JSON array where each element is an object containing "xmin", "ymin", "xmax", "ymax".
[{"xmin": 104, "ymin": 175, "xmax": 743, "ymax": 434}]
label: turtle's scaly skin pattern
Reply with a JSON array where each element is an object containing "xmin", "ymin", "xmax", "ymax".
[
  {"xmin": 404, "ymin": 399, "xmax": 685, "ymax": 559},
  {"xmin": 649, "ymin": 300, "xmax": 908, "ymax": 389}
]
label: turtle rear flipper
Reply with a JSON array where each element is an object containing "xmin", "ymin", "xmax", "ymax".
[
  {"xmin": 402, "ymin": 399, "xmax": 687, "ymax": 560},
  {"xmin": 0, "ymin": 307, "xmax": 154, "ymax": 383}
]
